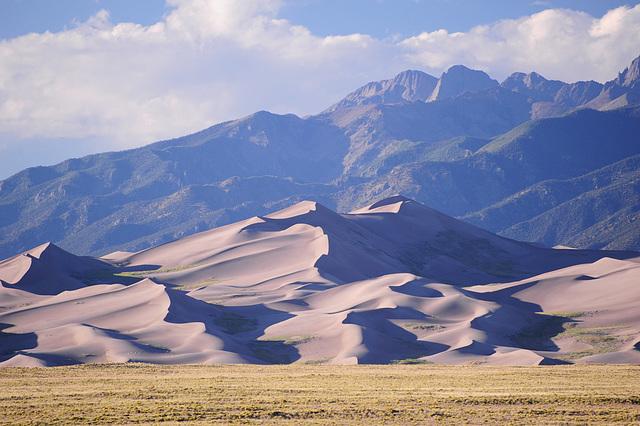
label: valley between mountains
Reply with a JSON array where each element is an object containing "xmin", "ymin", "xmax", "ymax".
[{"xmin": 1, "ymin": 196, "xmax": 639, "ymax": 366}]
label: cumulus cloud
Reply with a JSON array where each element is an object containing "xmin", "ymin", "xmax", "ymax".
[
  {"xmin": 0, "ymin": 0, "xmax": 392, "ymax": 149},
  {"xmin": 402, "ymin": 5, "xmax": 640, "ymax": 82},
  {"xmin": 0, "ymin": 0, "xmax": 638, "ymax": 176}
]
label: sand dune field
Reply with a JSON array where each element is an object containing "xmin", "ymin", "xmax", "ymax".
[{"xmin": 1, "ymin": 197, "xmax": 639, "ymax": 366}]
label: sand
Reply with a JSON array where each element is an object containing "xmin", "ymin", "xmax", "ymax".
[{"xmin": 1, "ymin": 196, "xmax": 638, "ymax": 366}]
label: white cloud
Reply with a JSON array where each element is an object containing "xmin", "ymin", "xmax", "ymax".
[
  {"xmin": 0, "ymin": 0, "xmax": 639, "ymax": 176},
  {"xmin": 0, "ymin": 0, "xmax": 393, "ymax": 151},
  {"xmin": 401, "ymin": 6, "xmax": 640, "ymax": 82}
]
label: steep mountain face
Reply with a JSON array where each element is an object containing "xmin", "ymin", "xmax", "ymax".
[
  {"xmin": 0, "ymin": 112, "xmax": 347, "ymax": 256},
  {"xmin": 463, "ymin": 155, "xmax": 640, "ymax": 250},
  {"xmin": 1, "ymin": 55, "xmax": 640, "ymax": 257},
  {"xmin": 325, "ymin": 86, "xmax": 532, "ymax": 178},
  {"xmin": 325, "ymin": 70, "xmax": 437, "ymax": 112},
  {"xmin": 335, "ymin": 106, "xmax": 640, "ymax": 247},
  {"xmin": 2, "ymin": 197, "xmax": 638, "ymax": 366},
  {"xmin": 477, "ymin": 107, "xmax": 640, "ymax": 182},
  {"xmin": 501, "ymin": 71, "xmax": 565, "ymax": 101},
  {"xmin": 144, "ymin": 111, "xmax": 349, "ymax": 183},
  {"xmin": 531, "ymin": 80, "xmax": 604, "ymax": 118},
  {"xmin": 427, "ymin": 65, "xmax": 499, "ymax": 101},
  {"xmin": 502, "ymin": 177, "xmax": 640, "ymax": 250},
  {"xmin": 501, "ymin": 71, "xmax": 604, "ymax": 118},
  {"xmin": 619, "ymin": 55, "xmax": 640, "ymax": 88},
  {"xmin": 586, "ymin": 56, "xmax": 640, "ymax": 109}
]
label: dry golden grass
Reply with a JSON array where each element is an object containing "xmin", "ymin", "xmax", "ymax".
[{"xmin": 0, "ymin": 364, "xmax": 639, "ymax": 424}]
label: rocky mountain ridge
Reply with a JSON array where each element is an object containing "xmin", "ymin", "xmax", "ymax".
[{"xmin": 1, "ymin": 55, "xmax": 639, "ymax": 257}]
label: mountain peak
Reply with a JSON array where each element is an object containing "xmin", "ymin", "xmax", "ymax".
[
  {"xmin": 446, "ymin": 64, "xmax": 476, "ymax": 73},
  {"xmin": 389, "ymin": 69, "xmax": 438, "ymax": 101},
  {"xmin": 392, "ymin": 69, "xmax": 432, "ymax": 83},
  {"xmin": 394, "ymin": 69, "xmax": 428, "ymax": 77},
  {"xmin": 617, "ymin": 54, "xmax": 640, "ymax": 88},
  {"xmin": 428, "ymin": 65, "xmax": 499, "ymax": 102},
  {"xmin": 501, "ymin": 71, "xmax": 565, "ymax": 101},
  {"xmin": 325, "ymin": 69, "xmax": 437, "ymax": 112},
  {"xmin": 504, "ymin": 71, "xmax": 548, "ymax": 85},
  {"xmin": 585, "ymin": 54, "xmax": 640, "ymax": 108}
]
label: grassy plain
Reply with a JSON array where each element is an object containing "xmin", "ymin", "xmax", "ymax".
[{"xmin": 0, "ymin": 364, "xmax": 639, "ymax": 424}]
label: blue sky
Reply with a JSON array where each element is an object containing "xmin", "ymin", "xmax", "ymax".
[
  {"xmin": 282, "ymin": 0, "xmax": 639, "ymax": 37},
  {"xmin": 0, "ymin": 0, "xmax": 639, "ymax": 178},
  {"xmin": 2, "ymin": 0, "xmax": 637, "ymax": 40}
]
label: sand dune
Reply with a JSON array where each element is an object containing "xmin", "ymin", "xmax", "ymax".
[
  {"xmin": 1, "ymin": 197, "xmax": 639, "ymax": 366},
  {"xmin": 0, "ymin": 279, "xmax": 254, "ymax": 366},
  {"xmin": 0, "ymin": 242, "xmax": 109, "ymax": 294}
]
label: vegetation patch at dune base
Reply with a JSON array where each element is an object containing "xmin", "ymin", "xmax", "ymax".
[{"xmin": 1, "ymin": 364, "xmax": 639, "ymax": 424}]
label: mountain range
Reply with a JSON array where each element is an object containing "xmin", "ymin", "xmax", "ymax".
[
  {"xmin": 1, "ymin": 197, "xmax": 639, "ymax": 366},
  {"xmin": 0, "ymin": 55, "xmax": 639, "ymax": 258}
]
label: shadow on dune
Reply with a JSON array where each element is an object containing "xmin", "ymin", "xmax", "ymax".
[
  {"xmin": 0, "ymin": 323, "xmax": 80, "ymax": 366},
  {"xmin": 74, "ymin": 264, "xmax": 163, "ymax": 286},
  {"xmin": 164, "ymin": 287, "xmax": 300, "ymax": 364},
  {"xmin": 15, "ymin": 352, "xmax": 81, "ymax": 366},
  {"xmin": 0, "ymin": 323, "xmax": 38, "ymax": 363},
  {"xmin": 117, "ymin": 264, "xmax": 163, "ymax": 273},
  {"xmin": 390, "ymin": 280, "xmax": 444, "ymax": 298},
  {"xmin": 84, "ymin": 324, "xmax": 171, "ymax": 354},
  {"xmin": 344, "ymin": 307, "xmax": 449, "ymax": 364},
  {"xmin": 464, "ymin": 282, "xmax": 573, "ymax": 357}
]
